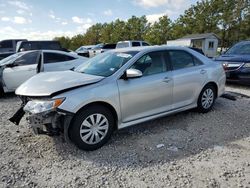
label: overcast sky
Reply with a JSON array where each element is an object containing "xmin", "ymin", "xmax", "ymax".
[{"xmin": 0, "ymin": 0, "xmax": 199, "ymax": 40}]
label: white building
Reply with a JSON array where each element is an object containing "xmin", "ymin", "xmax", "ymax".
[{"xmin": 167, "ymin": 33, "xmax": 219, "ymax": 58}]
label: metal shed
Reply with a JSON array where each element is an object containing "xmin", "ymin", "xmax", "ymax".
[{"xmin": 167, "ymin": 33, "xmax": 219, "ymax": 58}]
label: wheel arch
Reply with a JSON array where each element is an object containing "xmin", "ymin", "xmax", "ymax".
[
  {"xmin": 203, "ymin": 81, "xmax": 218, "ymax": 98},
  {"xmin": 71, "ymin": 101, "xmax": 119, "ymax": 130}
]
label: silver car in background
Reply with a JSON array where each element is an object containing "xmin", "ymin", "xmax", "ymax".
[{"xmin": 11, "ymin": 46, "xmax": 226, "ymax": 151}]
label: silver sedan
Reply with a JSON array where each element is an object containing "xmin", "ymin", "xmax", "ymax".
[{"xmin": 12, "ymin": 46, "xmax": 226, "ymax": 151}]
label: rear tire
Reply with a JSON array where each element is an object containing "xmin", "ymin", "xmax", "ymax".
[
  {"xmin": 69, "ymin": 105, "xmax": 114, "ymax": 151},
  {"xmin": 197, "ymin": 84, "xmax": 216, "ymax": 113}
]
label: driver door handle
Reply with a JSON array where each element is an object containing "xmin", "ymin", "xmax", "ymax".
[
  {"xmin": 163, "ymin": 77, "xmax": 171, "ymax": 83},
  {"xmin": 200, "ymin": 69, "xmax": 207, "ymax": 74}
]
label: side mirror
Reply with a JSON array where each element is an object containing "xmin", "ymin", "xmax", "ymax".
[{"xmin": 124, "ymin": 68, "xmax": 142, "ymax": 79}]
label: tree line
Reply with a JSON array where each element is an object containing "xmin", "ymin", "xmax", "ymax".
[{"xmin": 55, "ymin": 0, "xmax": 250, "ymax": 50}]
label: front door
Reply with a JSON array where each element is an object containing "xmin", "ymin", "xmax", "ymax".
[
  {"xmin": 3, "ymin": 51, "xmax": 39, "ymax": 91},
  {"xmin": 117, "ymin": 51, "xmax": 173, "ymax": 123}
]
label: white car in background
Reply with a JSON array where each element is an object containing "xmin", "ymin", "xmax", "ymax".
[
  {"xmin": 116, "ymin": 40, "xmax": 150, "ymax": 48},
  {"xmin": 75, "ymin": 45, "xmax": 95, "ymax": 57},
  {"xmin": 88, "ymin": 43, "xmax": 116, "ymax": 58},
  {"xmin": 0, "ymin": 50, "xmax": 87, "ymax": 96}
]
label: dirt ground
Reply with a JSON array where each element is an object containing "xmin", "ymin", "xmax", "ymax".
[{"xmin": 0, "ymin": 84, "xmax": 250, "ymax": 188}]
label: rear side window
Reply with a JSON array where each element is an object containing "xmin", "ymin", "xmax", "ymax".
[
  {"xmin": 116, "ymin": 42, "xmax": 129, "ymax": 48},
  {"xmin": 132, "ymin": 42, "xmax": 141, "ymax": 47},
  {"xmin": 103, "ymin": 44, "xmax": 116, "ymax": 49},
  {"xmin": 169, "ymin": 50, "xmax": 203, "ymax": 70},
  {"xmin": 14, "ymin": 51, "xmax": 39, "ymax": 65},
  {"xmin": 0, "ymin": 40, "xmax": 13, "ymax": 48},
  {"xmin": 44, "ymin": 52, "xmax": 76, "ymax": 64}
]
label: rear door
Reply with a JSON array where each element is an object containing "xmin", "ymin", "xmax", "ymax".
[
  {"xmin": 168, "ymin": 50, "xmax": 207, "ymax": 109},
  {"xmin": 43, "ymin": 52, "xmax": 78, "ymax": 71},
  {"xmin": 117, "ymin": 50, "xmax": 173, "ymax": 122},
  {"xmin": 3, "ymin": 51, "xmax": 39, "ymax": 91}
]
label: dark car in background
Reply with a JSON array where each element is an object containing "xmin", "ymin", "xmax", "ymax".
[
  {"xmin": 214, "ymin": 40, "xmax": 250, "ymax": 85},
  {"xmin": 16, "ymin": 40, "xmax": 67, "ymax": 52},
  {"xmin": 0, "ymin": 39, "xmax": 27, "ymax": 60}
]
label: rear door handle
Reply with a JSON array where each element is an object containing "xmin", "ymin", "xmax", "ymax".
[
  {"xmin": 200, "ymin": 69, "xmax": 207, "ymax": 74},
  {"xmin": 163, "ymin": 77, "xmax": 171, "ymax": 83}
]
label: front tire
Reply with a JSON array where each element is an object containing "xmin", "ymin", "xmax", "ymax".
[
  {"xmin": 197, "ymin": 84, "xmax": 216, "ymax": 113},
  {"xmin": 0, "ymin": 85, "xmax": 4, "ymax": 98},
  {"xmin": 69, "ymin": 105, "xmax": 114, "ymax": 151}
]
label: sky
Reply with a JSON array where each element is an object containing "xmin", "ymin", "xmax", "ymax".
[{"xmin": 0, "ymin": 0, "xmax": 199, "ymax": 40}]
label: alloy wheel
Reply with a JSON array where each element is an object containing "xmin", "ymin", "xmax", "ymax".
[{"xmin": 201, "ymin": 88, "xmax": 214, "ymax": 109}]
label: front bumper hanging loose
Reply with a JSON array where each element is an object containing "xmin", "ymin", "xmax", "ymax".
[{"xmin": 9, "ymin": 100, "xmax": 74, "ymax": 140}]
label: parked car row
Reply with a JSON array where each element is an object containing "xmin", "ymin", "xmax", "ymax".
[
  {"xmin": 9, "ymin": 46, "xmax": 226, "ymax": 151},
  {"xmin": 75, "ymin": 40, "xmax": 151, "ymax": 58}
]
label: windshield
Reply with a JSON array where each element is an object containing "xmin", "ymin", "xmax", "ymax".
[
  {"xmin": 0, "ymin": 52, "xmax": 24, "ymax": 66},
  {"xmin": 226, "ymin": 42, "xmax": 250, "ymax": 55},
  {"xmin": 75, "ymin": 51, "xmax": 138, "ymax": 77}
]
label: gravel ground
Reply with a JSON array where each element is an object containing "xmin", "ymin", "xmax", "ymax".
[{"xmin": 0, "ymin": 84, "xmax": 250, "ymax": 188}]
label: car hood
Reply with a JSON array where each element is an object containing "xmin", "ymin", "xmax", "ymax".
[
  {"xmin": 15, "ymin": 71, "xmax": 104, "ymax": 97},
  {"xmin": 214, "ymin": 54, "xmax": 250, "ymax": 62}
]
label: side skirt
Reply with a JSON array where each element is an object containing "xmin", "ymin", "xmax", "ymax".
[{"xmin": 118, "ymin": 104, "xmax": 197, "ymax": 130}]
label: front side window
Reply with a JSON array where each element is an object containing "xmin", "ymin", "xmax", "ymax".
[
  {"xmin": 44, "ymin": 53, "xmax": 75, "ymax": 64},
  {"xmin": 142, "ymin": 42, "xmax": 150, "ymax": 46},
  {"xmin": 132, "ymin": 42, "xmax": 141, "ymax": 47},
  {"xmin": 169, "ymin": 50, "xmax": 196, "ymax": 70},
  {"xmin": 131, "ymin": 51, "xmax": 167, "ymax": 76},
  {"xmin": 75, "ymin": 51, "xmax": 138, "ymax": 77},
  {"xmin": 14, "ymin": 51, "xmax": 39, "ymax": 65}
]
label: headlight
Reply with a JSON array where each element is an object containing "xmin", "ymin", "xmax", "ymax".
[
  {"xmin": 243, "ymin": 63, "xmax": 250, "ymax": 68},
  {"xmin": 24, "ymin": 98, "xmax": 65, "ymax": 114},
  {"xmin": 222, "ymin": 62, "xmax": 244, "ymax": 69}
]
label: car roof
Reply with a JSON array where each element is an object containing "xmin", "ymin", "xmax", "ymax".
[
  {"xmin": 112, "ymin": 45, "xmax": 192, "ymax": 53},
  {"xmin": 117, "ymin": 40, "xmax": 147, "ymax": 43},
  {"xmin": 16, "ymin": 49, "xmax": 76, "ymax": 56}
]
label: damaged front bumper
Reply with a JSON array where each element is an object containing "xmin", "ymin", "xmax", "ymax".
[{"xmin": 9, "ymin": 97, "xmax": 74, "ymax": 141}]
